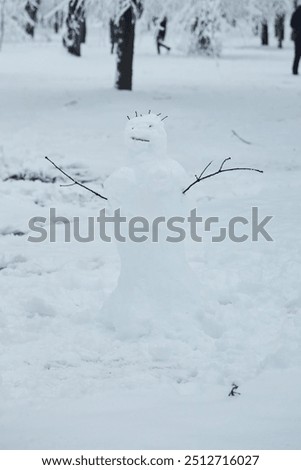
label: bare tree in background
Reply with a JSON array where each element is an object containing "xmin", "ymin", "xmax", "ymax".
[
  {"xmin": 254, "ymin": 0, "xmax": 292, "ymax": 47},
  {"xmin": 54, "ymin": 10, "xmax": 64, "ymax": 34},
  {"xmin": 275, "ymin": 13, "xmax": 285, "ymax": 47},
  {"xmin": 261, "ymin": 19, "xmax": 269, "ymax": 45}
]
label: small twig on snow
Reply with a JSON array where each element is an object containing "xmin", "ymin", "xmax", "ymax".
[
  {"xmin": 60, "ymin": 182, "xmax": 77, "ymax": 187},
  {"xmin": 232, "ymin": 130, "xmax": 252, "ymax": 145},
  {"xmin": 228, "ymin": 383, "xmax": 241, "ymax": 397}
]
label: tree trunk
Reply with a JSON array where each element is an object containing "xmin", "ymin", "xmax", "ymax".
[
  {"xmin": 25, "ymin": 0, "xmax": 41, "ymax": 37},
  {"xmin": 261, "ymin": 21, "xmax": 269, "ymax": 46},
  {"xmin": 275, "ymin": 14, "xmax": 285, "ymax": 49},
  {"xmin": 115, "ymin": 7, "xmax": 135, "ymax": 90},
  {"xmin": 54, "ymin": 11, "xmax": 59, "ymax": 33},
  {"xmin": 110, "ymin": 18, "xmax": 117, "ymax": 54},
  {"xmin": 54, "ymin": 10, "xmax": 64, "ymax": 34},
  {"xmin": 80, "ymin": 17, "xmax": 86, "ymax": 44},
  {"xmin": 65, "ymin": 0, "xmax": 86, "ymax": 57}
]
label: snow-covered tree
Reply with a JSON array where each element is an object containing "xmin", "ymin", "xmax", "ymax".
[
  {"xmin": 0, "ymin": 0, "xmax": 32, "ymax": 44},
  {"xmin": 273, "ymin": 0, "xmax": 293, "ymax": 47},
  {"xmin": 142, "ymin": 0, "xmax": 222, "ymax": 56},
  {"xmin": 25, "ymin": 0, "xmax": 41, "ymax": 37},
  {"xmin": 251, "ymin": 0, "xmax": 292, "ymax": 45},
  {"xmin": 40, "ymin": 0, "xmax": 144, "ymax": 89},
  {"xmin": 172, "ymin": 0, "xmax": 221, "ymax": 55},
  {"xmin": 220, "ymin": 0, "xmax": 293, "ymax": 46},
  {"xmin": 63, "ymin": 0, "xmax": 86, "ymax": 57},
  {"xmin": 221, "ymin": 0, "xmax": 250, "ymax": 27}
]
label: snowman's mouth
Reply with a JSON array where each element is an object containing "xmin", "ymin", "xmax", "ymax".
[{"xmin": 131, "ymin": 137, "xmax": 150, "ymax": 143}]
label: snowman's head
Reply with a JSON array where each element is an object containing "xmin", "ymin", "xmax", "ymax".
[{"xmin": 124, "ymin": 112, "xmax": 167, "ymax": 158}]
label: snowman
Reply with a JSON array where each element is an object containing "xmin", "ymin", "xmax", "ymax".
[{"xmin": 102, "ymin": 112, "xmax": 201, "ymax": 338}]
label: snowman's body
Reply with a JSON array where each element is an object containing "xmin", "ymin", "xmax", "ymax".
[{"xmin": 103, "ymin": 113, "xmax": 201, "ymax": 337}]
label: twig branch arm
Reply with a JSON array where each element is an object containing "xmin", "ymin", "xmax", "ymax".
[
  {"xmin": 199, "ymin": 160, "xmax": 213, "ymax": 179},
  {"xmin": 45, "ymin": 156, "xmax": 108, "ymax": 201},
  {"xmin": 219, "ymin": 157, "xmax": 231, "ymax": 171},
  {"xmin": 182, "ymin": 157, "xmax": 263, "ymax": 195}
]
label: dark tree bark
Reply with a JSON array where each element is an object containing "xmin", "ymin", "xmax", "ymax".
[
  {"xmin": 81, "ymin": 17, "xmax": 86, "ymax": 43},
  {"xmin": 261, "ymin": 21, "xmax": 269, "ymax": 45},
  {"xmin": 54, "ymin": 10, "xmax": 64, "ymax": 34},
  {"xmin": 275, "ymin": 14, "xmax": 285, "ymax": 49},
  {"xmin": 64, "ymin": 0, "xmax": 86, "ymax": 57},
  {"xmin": 54, "ymin": 11, "xmax": 59, "ymax": 33},
  {"xmin": 115, "ymin": 0, "xmax": 143, "ymax": 91},
  {"xmin": 25, "ymin": 0, "xmax": 41, "ymax": 37},
  {"xmin": 115, "ymin": 7, "xmax": 135, "ymax": 90},
  {"xmin": 110, "ymin": 18, "xmax": 118, "ymax": 54}
]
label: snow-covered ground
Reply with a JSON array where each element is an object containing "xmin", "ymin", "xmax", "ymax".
[{"xmin": 0, "ymin": 32, "xmax": 301, "ymax": 449}]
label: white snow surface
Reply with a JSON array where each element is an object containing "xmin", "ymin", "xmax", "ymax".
[{"xmin": 0, "ymin": 33, "xmax": 301, "ymax": 449}]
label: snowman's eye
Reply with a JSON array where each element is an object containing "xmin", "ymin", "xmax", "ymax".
[{"xmin": 149, "ymin": 125, "xmax": 153, "ymax": 128}]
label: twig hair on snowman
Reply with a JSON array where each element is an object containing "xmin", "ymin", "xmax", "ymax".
[{"xmin": 124, "ymin": 110, "xmax": 168, "ymax": 158}]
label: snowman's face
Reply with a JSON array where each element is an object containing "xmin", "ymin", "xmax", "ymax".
[{"xmin": 124, "ymin": 113, "xmax": 167, "ymax": 157}]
